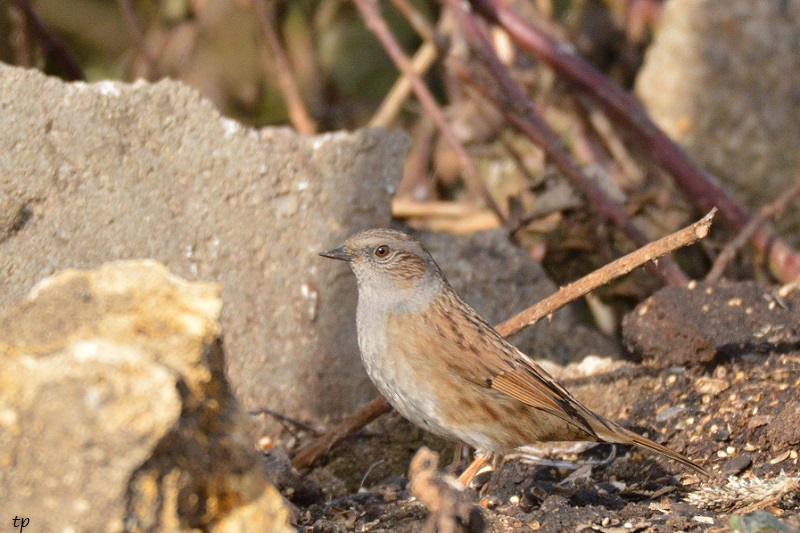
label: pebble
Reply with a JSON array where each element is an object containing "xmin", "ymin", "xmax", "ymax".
[
  {"xmin": 712, "ymin": 428, "xmax": 730, "ymax": 441},
  {"xmin": 721, "ymin": 453, "xmax": 752, "ymax": 475}
]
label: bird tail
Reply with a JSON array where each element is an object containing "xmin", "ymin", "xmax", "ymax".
[{"xmin": 611, "ymin": 425, "xmax": 711, "ymax": 477}]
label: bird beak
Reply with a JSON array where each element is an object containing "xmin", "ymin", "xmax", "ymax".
[{"xmin": 320, "ymin": 246, "xmax": 354, "ymax": 262}]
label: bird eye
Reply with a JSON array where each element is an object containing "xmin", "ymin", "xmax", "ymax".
[{"xmin": 374, "ymin": 245, "xmax": 390, "ymax": 258}]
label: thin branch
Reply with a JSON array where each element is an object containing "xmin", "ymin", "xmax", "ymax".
[
  {"xmin": 254, "ymin": 0, "xmax": 317, "ymax": 135},
  {"xmin": 387, "ymin": 0, "xmax": 436, "ymax": 41},
  {"xmin": 706, "ymin": 179, "xmax": 800, "ymax": 282},
  {"xmin": 496, "ymin": 209, "xmax": 716, "ymax": 337},
  {"xmin": 371, "ymin": 0, "xmax": 443, "ymax": 127},
  {"xmin": 467, "ymin": 0, "xmax": 800, "ymax": 282},
  {"xmin": 116, "ymin": 0, "xmax": 160, "ymax": 80},
  {"xmin": 352, "ymin": 0, "xmax": 506, "ymax": 223},
  {"xmin": 291, "ymin": 395, "xmax": 392, "ymax": 470},
  {"xmin": 369, "ymin": 40, "xmax": 439, "ymax": 128},
  {"xmin": 10, "ymin": 0, "xmax": 85, "ymax": 80},
  {"xmin": 579, "ymin": 96, "xmax": 644, "ymax": 187},
  {"xmin": 396, "ymin": 114, "xmax": 437, "ymax": 198},
  {"xmin": 452, "ymin": 58, "xmax": 689, "ymax": 284},
  {"xmin": 393, "ymin": 199, "xmax": 477, "ymax": 218},
  {"xmin": 249, "ymin": 407, "xmax": 320, "ymax": 434},
  {"xmin": 8, "ymin": 5, "xmax": 32, "ymax": 67}
]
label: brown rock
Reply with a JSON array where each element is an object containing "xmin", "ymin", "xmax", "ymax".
[
  {"xmin": 622, "ymin": 280, "xmax": 800, "ymax": 366},
  {"xmin": 0, "ymin": 261, "xmax": 292, "ymax": 532},
  {"xmin": 766, "ymin": 400, "xmax": 800, "ymax": 448}
]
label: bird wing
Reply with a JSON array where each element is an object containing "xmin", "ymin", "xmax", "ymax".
[
  {"xmin": 433, "ymin": 293, "xmax": 614, "ymax": 439},
  {"xmin": 486, "ymin": 346, "xmax": 612, "ymax": 440}
]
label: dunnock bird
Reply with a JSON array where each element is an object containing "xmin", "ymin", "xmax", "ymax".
[{"xmin": 321, "ymin": 229, "xmax": 709, "ymax": 477}]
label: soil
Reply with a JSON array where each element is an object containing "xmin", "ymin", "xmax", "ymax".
[{"xmin": 267, "ymin": 282, "xmax": 800, "ymax": 532}]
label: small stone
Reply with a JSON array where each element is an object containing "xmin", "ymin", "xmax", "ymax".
[
  {"xmin": 747, "ymin": 415, "xmax": 773, "ymax": 429},
  {"xmin": 770, "ymin": 450, "xmax": 792, "ymax": 464},
  {"xmin": 656, "ymin": 404, "xmax": 686, "ymax": 422},
  {"xmin": 721, "ymin": 453, "xmax": 752, "ymax": 475},
  {"xmin": 712, "ymin": 429, "xmax": 730, "ymax": 441},
  {"xmin": 694, "ymin": 377, "xmax": 730, "ymax": 395}
]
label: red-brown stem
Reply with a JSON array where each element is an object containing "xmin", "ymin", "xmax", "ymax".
[
  {"xmin": 116, "ymin": 0, "xmax": 160, "ymax": 80},
  {"xmin": 707, "ymin": 178, "xmax": 800, "ymax": 282},
  {"xmin": 254, "ymin": 0, "xmax": 317, "ymax": 135},
  {"xmin": 444, "ymin": 4, "xmax": 688, "ymax": 284},
  {"xmin": 9, "ymin": 0, "xmax": 85, "ymax": 80},
  {"xmin": 352, "ymin": 0, "xmax": 506, "ymax": 224},
  {"xmin": 292, "ymin": 396, "xmax": 392, "ymax": 470},
  {"xmin": 467, "ymin": 0, "xmax": 800, "ymax": 282}
]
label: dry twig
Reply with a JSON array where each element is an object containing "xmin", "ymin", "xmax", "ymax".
[
  {"xmin": 9, "ymin": 0, "xmax": 85, "ymax": 80},
  {"xmin": 496, "ymin": 208, "xmax": 716, "ymax": 337},
  {"xmin": 388, "ymin": 0, "xmax": 436, "ymax": 41},
  {"xmin": 370, "ymin": 0, "xmax": 442, "ymax": 127},
  {"xmin": 253, "ymin": 0, "xmax": 317, "ymax": 135},
  {"xmin": 291, "ymin": 395, "xmax": 391, "ymax": 470},
  {"xmin": 352, "ymin": 0, "xmax": 506, "ymax": 223},
  {"xmin": 369, "ymin": 40, "xmax": 440, "ymax": 128},
  {"xmin": 117, "ymin": 0, "xmax": 160, "ymax": 79}
]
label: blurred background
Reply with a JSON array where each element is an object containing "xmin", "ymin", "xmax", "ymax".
[{"xmin": 3, "ymin": 0, "xmax": 799, "ymax": 314}]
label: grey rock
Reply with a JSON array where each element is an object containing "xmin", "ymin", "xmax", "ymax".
[
  {"xmin": 720, "ymin": 453, "xmax": 752, "ymax": 476},
  {"xmin": 0, "ymin": 63, "xmax": 410, "ymax": 429}
]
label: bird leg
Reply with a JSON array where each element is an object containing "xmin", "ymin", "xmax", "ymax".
[{"xmin": 456, "ymin": 452, "xmax": 490, "ymax": 487}]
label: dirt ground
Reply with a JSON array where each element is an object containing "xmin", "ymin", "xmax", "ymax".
[{"xmin": 266, "ymin": 282, "xmax": 800, "ymax": 532}]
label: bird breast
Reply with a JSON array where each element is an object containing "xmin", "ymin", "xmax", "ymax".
[{"xmin": 355, "ymin": 290, "xmax": 458, "ymax": 440}]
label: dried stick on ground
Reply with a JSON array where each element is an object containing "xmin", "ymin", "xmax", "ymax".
[
  {"xmin": 291, "ymin": 210, "xmax": 715, "ymax": 469},
  {"xmin": 352, "ymin": 0, "xmax": 506, "ymax": 223},
  {"xmin": 253, "ymin": 0, "xmax": 317, "ymax": 135},
  {"xmin": 466, "ymin": 0, "xmax": 800, "ymax": 282},
  {"xmin": 497, "ymin": 208, "xmax": 716, "ymax": 337},
  {"xmin": 292, "ymin": 395, "xmax": 392, "ymax": 469}
]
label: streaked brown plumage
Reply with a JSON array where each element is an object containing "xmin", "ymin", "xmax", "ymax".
[{"xmin": 321, "ymin": 229, "xmax": 710, "ymax": 477}]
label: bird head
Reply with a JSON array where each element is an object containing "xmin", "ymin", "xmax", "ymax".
[{"xmin": 320, "ymin": 229, "xmax": 445, "ymax": 309}]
